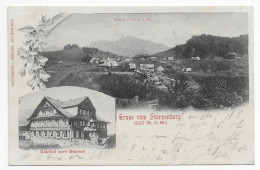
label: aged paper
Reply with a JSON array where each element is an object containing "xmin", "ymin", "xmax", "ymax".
[{"xmin": 8, "ymin": 6, "xmax": 254, "ymax": 165}]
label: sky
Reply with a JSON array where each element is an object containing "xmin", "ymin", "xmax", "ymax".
[{"xmin": 46, "ymin": 13, "xmax": 248, "ymax": 48}]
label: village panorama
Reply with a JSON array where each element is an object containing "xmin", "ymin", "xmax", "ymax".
[{"xmin": 43, "ymin": 34, "xmax": 248, "ymax": 111}]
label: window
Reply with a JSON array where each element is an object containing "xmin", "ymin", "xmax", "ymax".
[
  {"xmin": 83, "ymin": 110, "xmax": 86, "ymax": 116},
  {"xmin": 64, "ymin": 131, "xmax": 68, "ymax": 138},
  {"xmin": 80, "ymin": 121, "xmax": 82, "ymax": 126},
  {"xmin": 56, "ymin": 131, "xmax": 60, "ymax": 138},
  {"xmin": 55, "ymin": 119, "xmax": 59, "ymax": 126},
  {"xmin": 50, "ymin": 131, "xmax": 53, "ymax": 137},
  {"xmin": 44, "ymin": 131, "xmax": 48, "ymax": 137},
  {"xmin": 38, "ymin": 120, "xmax": 41, "ymax": 127},
  {"xmin": 97, "ymin": 123, "xmax": 99, "ymax": 128},
  {"xmin": 83, "ymin": 121, "xmax": 85, "ymax": 126},
  {"xmin": 44, "ymin": 120, "xmax": 47, "ymax": 127},
  {"xmin": 81, "ymin": 131, "xmax": 84, "ymax": 138},
  {"xmin": 74, "ymin": 120, "xmax": 77, "ymax": 126},
  {"xmin": 63, "ymin": 119, "xmax": 67, "ymax": 125},
  {"xmin": 47, "ymin": 120, "xmax": 50, "ymax": 126},
  {"xmin": 38, "ymin": 131, "xmax": 41, "ymax": 137}
]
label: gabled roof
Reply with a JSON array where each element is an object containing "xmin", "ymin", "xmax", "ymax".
[
  {"xmin": 59, "ymin": 96, "xmax": 87, "ymax": 108},
  {"xmin": 27, "ymin": 96, "xmax": 93, "ymax": 120}
]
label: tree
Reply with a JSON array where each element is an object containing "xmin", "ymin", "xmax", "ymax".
[
  {"xmin": 64, "ymin": 44, "xmax": 79, "ymax": 50},
  {"xmin": 201, "ymin": 76, "xmax": 243, "ymax": 108}
]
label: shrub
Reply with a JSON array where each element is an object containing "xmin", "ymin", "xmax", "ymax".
[
  {"xmin": 201, "ymin": 76, "xmax": 244, "ymax": 108},
  {"xmin": 191, "ymin": 93, "xmax": 209, "ymax": 109}
]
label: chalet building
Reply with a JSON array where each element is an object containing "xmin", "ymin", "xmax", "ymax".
[
  {"xmin": 100, "ymin": 58, "xmax": 119, "ymax": 67},
  {"xmin": 168, "ymin": 57, "xmax": 174, "ymax": 61},
  {"xmin": 191, "ymin": 57, "xmax": 201, "ymax": 60},
  {"xmin": 22, "ymin": 96, "xmax": 109, "ymax": 141},
  {"xmin": 140, "ymin": 64, "xmax": 155, "ymax": 73},
  {"xmin": 182, "ymin": 68, "xmax": 192, "ymax": 72},
  {"xmin": 129, "ymin": 63, "xmax": 137, "ymax": 70},
  {"xmin": 90, "ymin": 57, "xmax": 100, "ymax": 64},
  {"xmin": 125, "ymin": 58, "xmax": 131, "ymax": 62},
  {"xmin": 150, "ymin": 57, "xmax": 156, "ymax": 61},
  {"xmin": 157, "ymin": 65, "xmax": 164, "ymax": 72}
]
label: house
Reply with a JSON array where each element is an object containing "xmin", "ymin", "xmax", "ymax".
[
  {"xmin": 99, "ymin": 58, "xmax": 119, "ymax": 67},
  {"xmin": 106, "ymin": 60, "xmax": 119, "ymax": 67},
  {"xmin": 140, "ymin": 64, "xmax": 155, "ymax": 73},
  {"xmin": 134, "ymin": 70, "xmax": 146, "ymax": 78},
  {"xmin": 191, "ymin": 57, "xmax": 200, "ymax": 60},
  {"xmin": 150, "ymin": 57, "xmax": 156, "ymax": 61},
  {"xmin": 182, "ymin": 68, "xmax": 191, "ymax": 72},
  {"xmin": 157, "ymin": 65, "xmax": 164, "ymax": 72},
  {"xmin": 226, "ymin": 52, "xmax": 238, "ymax": 59},
  {"xmin": 22, "ymin": 96, "xmax": 109, "ymax": 141},
  {"xmin": 125, "ymin": 58, "xmax": 131, "ymax": 62},
  {"xmin": 90, "ymin": 57, "xmax": 100, "ymax": 64},
  {"xmin": 19, "ymin": 123, "xmax": 30, "ymax": 140},
  {"xmin": 129, "ymin": 63, "xmax": 136, "ymax": 70},
  {"xmin": 168, "ymin": 57, "xmax": 174, "ymax": 61}
]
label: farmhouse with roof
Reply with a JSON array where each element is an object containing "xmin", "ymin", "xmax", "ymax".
[{"xmin": 20, "ymin": 96, "xmax": 109, "ymax": 141}]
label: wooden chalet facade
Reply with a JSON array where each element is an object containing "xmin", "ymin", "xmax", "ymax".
[{"xmin": 23, "ymin": 96, "xmax": 109, "ymax": 141}]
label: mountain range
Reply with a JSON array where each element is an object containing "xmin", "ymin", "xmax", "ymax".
[{"xmin": 89, "ymin": 36, "xmax": 169, "ymax": 57}]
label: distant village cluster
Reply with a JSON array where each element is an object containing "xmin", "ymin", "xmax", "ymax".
[{"xmin": 88, "ymin": 54, "xmax": 201, "ymax": 92}]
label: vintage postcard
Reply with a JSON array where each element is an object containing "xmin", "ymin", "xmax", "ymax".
[{"xmin": 8, "ymin": 6, "xmax": 254, "ymax": 165}]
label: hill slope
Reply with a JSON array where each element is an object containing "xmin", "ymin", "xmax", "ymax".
[
  {"xmin": 42, "ymin": 46, "xmax": 123, "ymax": 87},
  {"xmin": 154, "ymin": 34, "xmax": 248, "ymax": 59}
]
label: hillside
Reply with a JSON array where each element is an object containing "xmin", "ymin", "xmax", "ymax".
[
  {"xmin": 42, "ymin": 45, "xmax": 123, "ymax": 87},
  {"xmin": 90, "ymin": 36, "xmax": 169, "ymax": 57},
  {"xmin": 154, "ymin": 34, "xmax": 248, "ymax": 59}
]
